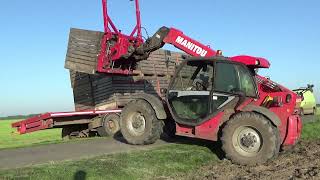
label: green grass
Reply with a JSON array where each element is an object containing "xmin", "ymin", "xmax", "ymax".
[
  {"xmin": 1, "ymin": 115, "xmax": 320, "ymax": 179},
  {"xmin": 0, "ymin": 120, "xmax": 62, "ymax": 149},
  {"xmin": 0, "ymin": 144, "xmax": 218, "ymax": 180},
  {"xmin": 301, "ymin": 115, "xmax": 320, "ymax": 140}
]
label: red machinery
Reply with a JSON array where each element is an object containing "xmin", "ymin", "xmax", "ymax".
[
  {"xmin": 12, "ymin": 0, "xmax": 302, "ymax": 165},
  {"xmin": 95, "ymin": 0, "xmax": 270, "ymax": 74},
  {"xmin": 97, "ymin": 0, "xmax": 143, "ymax": 74},
  {"xmin": 12, "ymin": 110, "xmax": 121, "ymax": 134}
]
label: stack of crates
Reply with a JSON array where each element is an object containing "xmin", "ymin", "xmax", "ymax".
[{"xmin": 65, "ymin": 28, "xmax": 185, "ymax": 111}]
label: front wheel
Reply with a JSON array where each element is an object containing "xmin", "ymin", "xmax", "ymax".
[
  {"xmin": 221, "ymin": 112, "xmax": 280, "ymax": 165},
  {"xmin": 120, "ymin": 99, "xmax": 164, "ymax": 145}
]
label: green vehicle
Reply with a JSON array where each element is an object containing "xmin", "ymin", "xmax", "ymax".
[{"xmin": 293, "ymin": 84, "xmax": 317, "ymax": 115}]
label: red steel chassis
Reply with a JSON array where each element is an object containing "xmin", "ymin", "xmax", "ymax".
[{"xmin": 12, "ymin": 110, "xmax": 121, "ymax": 134}]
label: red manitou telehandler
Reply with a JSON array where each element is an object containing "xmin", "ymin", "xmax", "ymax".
[{"xmin": 12, "ymin": 0, "xmax": 302, "ymax": 165}]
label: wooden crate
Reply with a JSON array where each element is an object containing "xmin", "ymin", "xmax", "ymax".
[
  {"xmin": 70, "ymin": 50, "xmax": 184, "ymax": 111},
  {"xmin": 65, "ymin": 28, "xmax": 186, "ymax": 111},
  {"xmin": 65, "ymin": 28, "xmax": 104, "ymax": 74},
  {"xmin": 65, "ymin": 28, "xmax": 185, "ymax": 75}
]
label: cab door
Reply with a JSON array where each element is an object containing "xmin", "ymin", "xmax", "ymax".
[
  {"xmin": 167, "ymin": 60, "xmax": 214, "ymax": 125},
  {"xmin": 167, "ymin": 59, "xmax": 258, "ymax": 126}
]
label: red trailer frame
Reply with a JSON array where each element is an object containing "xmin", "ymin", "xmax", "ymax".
[{"xmin": 12, "ymin": 110, "xmax": 121, "ymax": 134}]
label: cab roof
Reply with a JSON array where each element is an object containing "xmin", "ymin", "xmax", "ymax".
[
  {"xmin": 230, "ymin": 55, "xmax": 270, "ymax": 69},
  {"xmin": 185, "ymin": 55, "xmax": 271, "ymax": 69}
]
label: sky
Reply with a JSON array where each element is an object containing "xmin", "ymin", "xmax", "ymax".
[{"xmin": 0, "ymin": 0, "xmax": 319, "ymax": 116}]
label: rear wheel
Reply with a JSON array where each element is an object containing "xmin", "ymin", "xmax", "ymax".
[
  {"xmin": 221, "ymin": 112, "xmax": 280, "ymax": 165},
  {"xmin": 120, "ymin": 99, "xmax": 163, "ymax": 145},
  {"xmin": 97, "ymin": 114, "xmax": 121, "ymax": 137}
]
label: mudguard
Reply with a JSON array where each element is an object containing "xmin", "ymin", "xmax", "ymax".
[
  {"xmin": 135, "ymin": 93, "xmax": 167, "ymax": 119},
  {"xmin": 283, "ymin": 115, "xmax": 302, "ymax": 146},
  {"xmin": 242, "ymin": 105, "xmax": 281, "ymax": 126}
]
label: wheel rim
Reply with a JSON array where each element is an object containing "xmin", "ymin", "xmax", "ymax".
[
  {"xmin": 127, "ymin": 112, "xmax": 146, "ymax": 136},
  {"xmin": 232, "ymin": 126, "xmax": 263, "ymax": 157},
  {"xmin": 107, "ymin": 119, "xmax": 118, "ymax": 134}
]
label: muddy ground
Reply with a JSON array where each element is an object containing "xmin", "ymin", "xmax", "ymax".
[{"xmin": 181, "ymin": 140, "xmax": 320, "ymax": 180}]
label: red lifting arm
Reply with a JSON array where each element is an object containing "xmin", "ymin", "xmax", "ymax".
[
  {"xmin": 135, "ymin": 26, "xmax": 270, "ymax": 68},
  {"xmin": 97, "ymin": 0, "xmax": 270, "ymax": 75},
  {"xmin": 163, "ymin": 28, "xmax": 217, "ymax": 57}
]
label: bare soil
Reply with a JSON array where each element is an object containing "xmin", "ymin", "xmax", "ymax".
[{"xmin": 181, "ymin": 140, "xmax": 320, "ymax": 180}]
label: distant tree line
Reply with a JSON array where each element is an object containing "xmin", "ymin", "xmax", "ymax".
[{"xmin": 0, "ymin": 114, "xmax": 39, "ymax": 120}]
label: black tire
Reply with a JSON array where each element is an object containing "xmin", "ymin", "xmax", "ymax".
[
  {"xmin": 120, "ymin": 99, "xmax": 163, "ymax": 145},
  {"xmin": 272, "ymin": 125, "xmax": 281, "ymax": 158},
  {"xmin": 97, "ymin": 114, "xmax": 121, "ymax": 137},
  {"xmin": 221, "ymin": 112, "xmax": 280, "ymax": 165}
]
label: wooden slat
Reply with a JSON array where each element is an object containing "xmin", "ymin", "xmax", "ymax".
[
  {"xmin": 66, "ymin": 56, "xmax": 97, "ymax": 65},
  {"xmin": 68, "ymin": 45, "xmax": 100, "ymax": 54},
  {"xmin": 69, "ymin": 47, "xmax": 184, "ymax": 109},
  {"xmin": 65, "ymin": 28, "xmax": 103, "ymax": 74},
  {"xmin": 65, "ymin": 61, "xmax": 96, "ymax": 75},
  {"xmin": 67, "ymin": 49, "xmax": 99, "ymax": 59}
]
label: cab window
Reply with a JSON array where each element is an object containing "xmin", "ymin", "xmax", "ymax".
[
  {"xmin": 169, "ymin": 61, "xmax": 214, "ymax": 120},
  {"xmin": 214, "ymin": 62, "xmax": 257, "ymax": 97},
  {"xmin": 237, "ymin": 65, "xmax": 257, "ymax": 97},
  {"xmin": 214, "ymin": 62, "xmax": 239, "ymax": 93}
]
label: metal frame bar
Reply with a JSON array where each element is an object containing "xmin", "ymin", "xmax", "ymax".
[
  {"xmin": 12, "ymin": 109, "xmax": 122, "ymax": 134},
  {"xmin": 102, "ymin": 0, "xmax": 142, "ymax": 40}
]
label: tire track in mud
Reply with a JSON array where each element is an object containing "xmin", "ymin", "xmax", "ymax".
[{"xmin": 180, "ymin": 140, "xmax": 320, "ymax": 180}]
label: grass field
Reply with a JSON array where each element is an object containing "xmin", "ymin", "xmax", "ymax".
[
  {"xmin": 1, "ymin": 115, "xmax": 320, "ymax": 179},
  {"xmin": 0, "ymin": 144, "xmax": 218, "ymax": 180},
  {"xmin": 301, "ymin": 115, "xmax": 320, "ymax": 140},
  {"xmin": 0, "ymin": 120, "xmax": 62, "ymax": 149}
]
